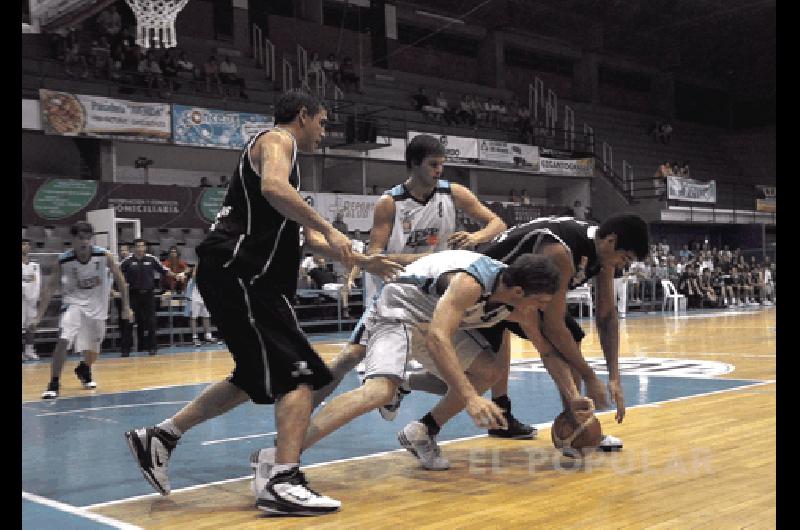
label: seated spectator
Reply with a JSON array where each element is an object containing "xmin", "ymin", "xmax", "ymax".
[
  {"xmin": 322, "ymin": 53, "xmax": 339, "ymax": 86},
  {"xmin": 472, "ymin": 95, "xmax": 487, "ymax": 125},
  {"xmin": 508, "ymin": 188, "xmax": 519, "ymax": 204},
  {"xmin": 218, "ymin": 175, "xmax": 229, "ymax": 188},
  {"xmin": 199, "ymin": 177, "xmax": 212, "ymax": 188},
  {"xmin": 572, "ymin": 200, "xmax": 588, "ymax": 220},
  {"xmin": 653, "ymin": 161, "xmax": 670, "ymax": 199},
  {"xmin": 338, "ymin": 56, "xmax": 360, "ymax": 93},
  {"xmin": 176, "ymin": 51, "xmax": 196, "ymax": 78},
  {"xmin": 370, "ymin": 184, "xmax": 379, "ymax": 195},
  {"xmin": 63, "ymin": 28, "xmax": 89, "ymax": 78},
  {"xmin": 671, "ymin": 161, "xmax": 681, "ymax": 177},
  {"xmin": 698, "ymin": 268, "xmax": 720, "ymax": 307},
  {"xmin": 203, "ymin": 55, "xmax": 222, "ymax": 95},
  {"xmin": 161, "ymin": 246, "xmax": 189, "ymax": 294},
  {"xmin": 96, "ymin": 5, "xmax": 122, "ymax": 47},
  {"xmin": 628, "ymin": 259, "xmax": 648, "ymax": 303},
  {"xmin": 332, "ymin": 212, "xmax": 348, "ymax": 234},
  {"xmin": 485, "ymin": 98, "xmax": 498, "ymax": 126},
  {"xmin": 678, "ymin": 264, "xmax": 702, "ymax": 308},
  {"xmin": 457, "ymin": 94, "xmax": 476, "ymax": 126},
  {"xmin": 680, "ymin": 162, "xmax": 690, "ymax": 177},
  {"xmin": 411, "ymin": 87, "xmax": 430, "ymax": 111},
  {"xmin": 159, "ymin": 50, "xmax": 180, "ymax": 93},
  {"xmin": 90, "ymin": 36, "xmax": 112, "ymax": 79},
  {"xmin": 520, "ymin": 189, "xmax": 531, "ymax": 205},
  {"xmin": 138, "ymin": 51, "xmax": 164, "ymax": 96},
  {"xmin": 109, "ymin": 45, "xmax": 125, "ymax": 82},
  {"xmin": 497, "ymin": 100, "xmax": 510, "ymax": 128},
  {"xmin": 303, "ymin": 255, "xmax": 337, "ymax": 289},
  {"xmin": 421, "ymin": 91, "xmax": 444, "ymax": 121},
  {"xmin": 307, "ymin": 52, "xmax": 322, "ymax": 87},
  {"xmin": 121, "ymin": 39, "xmax": 140, "ymax": 73},
  {"xmin": 219, "ymin": 56, "xmax": 248, "ymax": 98}
]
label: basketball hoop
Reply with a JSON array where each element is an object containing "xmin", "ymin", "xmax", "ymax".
[{"xmin": 124, "ymin": 0, "xmax": 190, "ymax": 49}]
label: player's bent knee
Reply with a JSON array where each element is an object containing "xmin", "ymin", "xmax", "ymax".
[{"xmin": 361, "ymin": 376, "xmax": 398, "ymax": 407}]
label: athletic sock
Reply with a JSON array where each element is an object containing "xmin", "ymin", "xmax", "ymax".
[
  {"xmin": 157, "ymin": 418, "xmax": 183, "ymax": 438},
  {"xmin": 269, "ymin": 463, "xmax": 299, "ymax": 478},
  {"xmin": 420, "ymin": 412, "xmax": 441, "ymax": 436}
]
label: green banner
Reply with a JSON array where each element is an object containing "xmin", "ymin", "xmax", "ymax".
[
  {"xmin": 197, "ymin": 188, "xmax": 228, "ymax": 223},
  {"xmin": 33, "ymin": 179, "xmax": 98, "ymax": 220}
]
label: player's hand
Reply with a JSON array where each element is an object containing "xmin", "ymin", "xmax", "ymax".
[
  {"xmin": 359, "ymin": 255, "xmax": 404, "ymax": 282},
  {"xmin": 584, "ymin": 374, "xmax": 610, "ymax": 410},
  {"xmin": 325, "ymin": 228, "xmax": 354, "ymax": 268},
  {"xmin": 608, "ymin": 378, "xmax": 625, "ymax": 423},
  {"xmin": 447, "ymin": 231, "xmax": 479, "ymax": 250},
  {"xmin": 465, "ymin": 395, "xmax": 508, "ymax": 430},
  {"xmin": 569, "ymin": 396, "xmax": 595, "ymax": 425},
  {"xmin": 125, "ymin": 307, "xmax": 134, "ymax": 321}
]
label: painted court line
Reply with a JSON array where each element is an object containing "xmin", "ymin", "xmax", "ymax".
[
  {"xmin": 24, "ymin": 491, "xmax": 142, "ymax": 530},
  {"xmin": 202, "ymin": 431, "xmax": 278, "ymax": 446},
  {"xmin": 82, "ymin": 379, "xmax": 772, "ymax": 511},
  {"xmin": 33, "ymin": 401, "xmax": 192, "ymax": 417}
]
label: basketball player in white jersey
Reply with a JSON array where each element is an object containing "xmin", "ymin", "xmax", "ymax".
[
  {"xmin": 33, "ymin": 222, "xmax": 132, "ymax": 399},
  {"xmin": 22, "ymin": 238, "xmax": 41, "ymax": 361},
  {"xmin": 308, "ymin": 135, "xmax": 537, "ymax": 437}
]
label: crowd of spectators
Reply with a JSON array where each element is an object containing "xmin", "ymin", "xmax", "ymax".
[
  {"xmin": 652, "ymin": 160, "xmax": 691, "ymax": 198},
  {"xmin": 305, "ymin": 52, "xmax": 361, "ymax": 94},
  {"xmin": 622, "ymin": 239, "xmax": 775, "ymax": 310}
]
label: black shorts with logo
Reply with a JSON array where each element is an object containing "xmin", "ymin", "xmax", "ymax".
[
  {"xmin": 477, "ymin": 313, "xmax": 586, "ymax": 354},
  {"xmin": 196, "ymin": 256, "xmax": 333, "ymax": 404}
]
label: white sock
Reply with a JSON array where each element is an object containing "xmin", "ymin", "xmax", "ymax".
[
  {"xmin": 157, "ymin": 418, "xmax": 183, "ymax": 438},
  {"xmin": 269, "ymin": 463, "xmax": 299, "ymax": 478},
  {"xmin": 205, "ymin": 333, "xmax": 213, "ymax": 340},
  {"xmin": 25, "ymin": 344, "xmax": 34, "ymax": 354}
]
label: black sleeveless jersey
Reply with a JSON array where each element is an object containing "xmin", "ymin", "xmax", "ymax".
[
  {"xmin": 477, "ymin": 216, "xmax": 600, "ymax": 288},
  {"xmin": 196, "ymin": 128, "xmax": 302, "ymax": 296}
]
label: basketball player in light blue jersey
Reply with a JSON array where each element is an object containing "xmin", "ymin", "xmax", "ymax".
[
  {"xmin": 306, "ymin": 135, "xmax": 536, "ymax": 438},
  {"xmin": 34, "ymin": 221, "xmax": 132, "ymax": 399}
]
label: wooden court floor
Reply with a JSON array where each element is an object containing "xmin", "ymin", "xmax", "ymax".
[{"xmin": 22, "ymin": 308, "xmax": 776, "ymax": 528}]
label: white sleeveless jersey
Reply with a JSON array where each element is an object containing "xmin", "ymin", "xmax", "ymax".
[
  {"xmin": 59, "ymin": 246, "xmax": 112, "ymax": 320},
  {"xmin": 365, "ymin": 180, "xmax": 458, "ymax": 302},
  {"xmin": 369, "ymin": 249, "xmax": 512, "ymax": 333},
  {"xmin": 22, "ymin": 260, "xmax": 41, "ymax": 301}
]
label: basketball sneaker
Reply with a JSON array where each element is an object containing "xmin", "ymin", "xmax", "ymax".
[
  {"xmin": 74, "ymin": 362, "xmax": 97, "ymax": 389},
  {"xmin": 250, "ymin": 447, "xmax": 276, "ymax": 496},
  {"xmin": 41, "ymin": 380, "xmax": 59, "ymax": 399},
  {"xmin": 378, "ymin": 383, "xmax": 411, "ymax": 421},
  {"xmin": 256, "ymin": 466, "xmax": 341, "ymax": 516},
  {"xmin": 193, "ymin": 338, "xmax": 202, "ymax": 347},
  {"xmin": 488, "ymin": 400, "xmax": 538, "ymax": 440},
  {"xmin": 23, "ymin": 346, "xmax": 39, "ymax": 361},
  {"xmin": 597, "ymin": 434, "xmax": 623, "ymax": 452},
  {"xmin": 124, "ymin": 426, "xmax": 179, "ymax": 495},
  {"xmin": 397, "ymin": 421, "xmax": 450, "ymax": 470}
]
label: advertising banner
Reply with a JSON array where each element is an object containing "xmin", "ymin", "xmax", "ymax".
[
  {"xmin": 407, "ymin": 131, "xmax": 478, "ymax": 164},
  {"xmin": 39, "ymin": 89, "xmax": 170, "ymax": 142},
  {"xmin": 300, "ymin": 192, "xmax": 380, "ymax": 232},
  {"xmin": 477, "ymin": 140, "xmax": 539, "ymax": 170},
  {"xmin": 172, "ymin": 105, "xmax": 273, "ymax": 149},
  {"xmin": 538, "ymin": 157, "xmax": 594, "ymax": 177},
  {"xmin": 755, "ymin": 185, "xmax": 775, "ymax": 213},
  {"xmin": 667, "ymin": 176, "xmax": 717, "ymax": 203}
]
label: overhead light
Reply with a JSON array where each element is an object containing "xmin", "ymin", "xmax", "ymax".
[{"xmin": 414, "ymin": 10, "xmax": 465, "ymax": 24}]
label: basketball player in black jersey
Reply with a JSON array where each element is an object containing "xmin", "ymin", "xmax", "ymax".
[
  {"xmin": 125, "ymin": 91, "xmax": 402, "ymax": 516},
  {"xmin": 402, "ymin": 214, "xmax": 649, "ymax": 452}
]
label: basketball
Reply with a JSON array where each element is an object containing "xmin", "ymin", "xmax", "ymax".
[{"xmin": 551, "ymin": 411, "xmax": 603, "ymax": 456}]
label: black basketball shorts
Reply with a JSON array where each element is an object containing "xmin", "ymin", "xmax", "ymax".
[
  {"xmin": 478, "ymin": 312, "xmax": 586, "ymax": 353},
  {"xmin": 196, "ymin": 257, "xmax": 333, "ymax": 404}
]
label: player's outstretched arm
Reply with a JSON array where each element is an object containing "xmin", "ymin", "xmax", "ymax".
[
  {"xmin": 594, "ymin": 266, "xmax": 625, "ymax": 422},
  {"xmin": 447, "ymin": 183, "xmax": 506, "ymax": 249},
  {"xmin": 426, "ymin": 274, "xmax": 507, "ymax": 430}
]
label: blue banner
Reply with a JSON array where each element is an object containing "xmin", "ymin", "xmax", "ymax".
[{"xmin": 172, "ymin": 105, "xmax": 273, "ymax": 149}]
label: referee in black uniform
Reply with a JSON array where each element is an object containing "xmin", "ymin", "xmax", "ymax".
[
  {"xmin": 125, "ymin": 90, "xmax": 402, "ymax": 515},
  {"xmin": 120, "ymin": 238, "xmax": 175, "ymax": 356}
]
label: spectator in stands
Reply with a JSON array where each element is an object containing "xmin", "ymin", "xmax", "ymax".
[
  {"xmin": 322, "ymin": 53, "xmax": 340, "ymax": 86},
  {"xmin": 90, "ymin": 36, "xmax": 112, "ymax": 79},
  {"xmin": 114, "ymin": 242, "xmax": 134, "ymax": 356},
  {"xmin": 658, "ymin": 237, "xmax": 670, "ymax": 256},
  {"xmin": 516, "ymin": 103, "xmax": 531, "ymax": 131},
  {"xmin": 698, "ymin": 268, "xmax": 720, "ymax": 307},
  {"xmin": 678, "ymin": 263, "xmax": 702, "ymax": 308},
  {"xmin": 218, "ymin": 175, "xmax": 229, "ymax": 188},
  {"xmin": 671, "ymin": 161, "xmax": 681, "ymax": 178},
  {"xmin": 485, "ymin": 98, "xmax": 498, "ymax": 127},
  {"xmin": 339, "ymin": 56, "xmax": 360, "ymax": 93},
  {"xmin": 370, "ymin": 184, "xmax": 379, "ymax": 195},
  {"xmin": 159, "ymin": 49, "xmax": 180, "ymax": 93},
  {"xmin": 472, "ymin": 95, "xmax": 487, "ymax": 125},
  {"xmin": 303, "ymin": 255, "xmax": 336, "ymax": 290},
  {"xmin": 435, "ymin": 92, "xmax": 456, "ymax": 125},
  {"xmin": 121, "ymin": 239, "xmax": 176, "ymax": 355},
  {"xmin": 411, "ymin": 87, "xmax": 430, "ymax": 111},
  {"xmin": 677, "ymin": 243, "xmax": 691, "ymax": 260},
  {"xmin": 176, "ymin": 51, "xmax": 196, "ymax": 78},
  {"xmin": 332, "ymin": 212, "xmax": 348, "ymax": 234},
  {"xmin": 21, "ymin": 238, "xmax": 41, "ymax": 361},
  {"xmin": 433, "ymin": 91, "xmax": 449, "ymax": 123},
  {"xmin": 183, "ymin": 265, "xmax": 218, "ymax": 347},
  {"xmin": 572, "ymin": 200, "xmax": 588, "ymax": 220},
  {"xmin": 121, "ymin": 38, "xmax": 139, "ymax": 73},
  {"xmin": 458, "ymin": 95, "xmax": 476, "ymax": 126},
  {"xmin": 653, "ymin": 161, "xmax": 670, "ymax": 199},
  {"xmin": 759, "ymin": 264, "xmax": 775, "ymax": 305},
  {"xmin": 660, "ymin": 122, "xmax": 673, "ymax": 144},
  {"xmin": 203, "ymin": 55, "xmax": 222, "ymax": 95},
  {"xmin": 497, "ymin": 100, "xmax": 510, "ymax": 128},
  {"xmin": 97, "ymin": 5, "xmax": 122, "ymax": 46},
  {"xmin": 680, "ymin": 162, "xmax": 690, "ymax": 177},
  {"xmin": 508, "ymin": 189, "xmax": 519, "ymax": 203},
  {"xmin": 138, "ymin": 50, "xmax": 164, "ymax": 97},
  {"xmin": 199, "ymin": 177, "xmax": 212, "ymax": 188},
  {"xmin": 307, "ymin": 52, "xmax": 322, "ymax": 86},
  {"xmin": 63, "ymin": 28, "xmax": 89, "ymax": 78},
  {"xmin": 219, "ymin": 56, "xmax": 248, "ymax": 99},
  {"xmin": 628, "ymin": 258, "xmax": 648, "ymax": 303},
  {"xmin": 520, "ymin": 189, "xmax": 531, "ymax": 205},
  {"xmin": 162, "ymin": 246, "xmax": 189, "ymax": 294}
]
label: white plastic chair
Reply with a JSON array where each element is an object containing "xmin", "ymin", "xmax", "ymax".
[
  {"xmin": 661, "ymin": 280, "xmax": 686, "ymax": 314},
  {"xmin": 566, "ymin": 284, "xmax": 593, "ymax": 319}
]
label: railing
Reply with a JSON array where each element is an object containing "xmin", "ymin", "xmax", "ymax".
[
  {"xmin": 282, "ymin": 56, "xmax": 293, "ymax": 92},
  {"xmin": 251, "ymin": 23, "xmax": 275, "ymax": 80},
  {"xmin": 297, "ymin": 44, "xmax": 308, "ymax": 86}
]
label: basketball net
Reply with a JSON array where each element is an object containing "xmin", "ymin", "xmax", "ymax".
[{"xmin": 124, "ymin": 0, "xmax": 190, "ymax": 49}]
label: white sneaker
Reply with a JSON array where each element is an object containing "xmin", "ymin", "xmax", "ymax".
[
  {"xmin": 23, "ymin": 349, "xmax": 39, "ymax": 361},
  {"xmin": 256, "ymin": 467, "xmax": 340, "ymax": 515},
  {"xmin": 407, "ymin": 359, "xmax": 424, "ymax": 371},
  {"xmin": 250, "ymin": 447, "xmax": 276, "ymax": 496},
  {"xmin": 378, "ymin": 384, "xmax": 411, "ymax": 421},
  {"xmin": 356, "ymin": 361, "xmax": 366, "ymax": 373},
  {"xmin": 397, "ymin": 421, "xmax": 450, "ymax": 470},
  {"xmin": 597, "ymin": 433, "xmax": 623, "ymax": 452},
  {"xmin": 124, "ymin": 426, "xmax": 179, "ymax": 495}
]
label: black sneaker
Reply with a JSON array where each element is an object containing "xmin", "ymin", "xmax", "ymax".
[
  {"xmin": 74, "ymin": 362, "xmax": 97, "ymax": 389},
  {"xmin": 41, "ymin": 380, "xmax": 59, "ymax": 400},
  {"xmin": 256, "ymin": 467, "xmax": 341, "ymax": 516},
  {"xmin": 488, "ymin": 405, "xmax": 537, "ymax": 440},
  {"xmin": 124, "ymin": 426, "xmax": 179, "ymax": 495}
]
